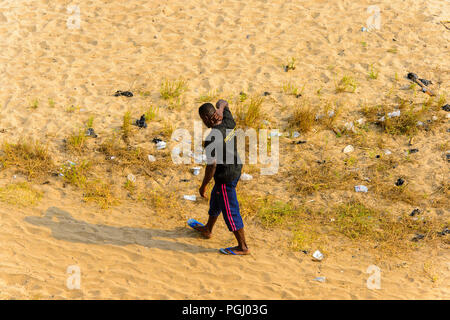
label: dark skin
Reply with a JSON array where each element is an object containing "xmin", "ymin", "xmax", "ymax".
[{"xmin": 195, "ymin": 101, "xmax": 249, "ymax": 255}]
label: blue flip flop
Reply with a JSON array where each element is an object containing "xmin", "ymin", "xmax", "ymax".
[
  {"xmin": 219, "ymin": 247, "xmax": 237, "ymax": 255},
  {"xmin": 187, "ymin": 219, "xmax": 204, "ymax": 230}
]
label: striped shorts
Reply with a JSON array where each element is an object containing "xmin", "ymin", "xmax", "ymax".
[{"xmin": 208, "ymin": 175, "xmax": 243, "ymax": 232}]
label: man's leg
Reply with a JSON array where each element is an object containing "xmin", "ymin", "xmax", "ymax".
[
  {"xmin": 229, "ymin": 227, "xmax": 249, "ymax": 255},
  {"xmin": 220, "ymin": 181, "xmax": 249, "ymax": 255},
  {"xmin": 193, "ymin": 183, "xmax": 220, "ymax": 239},
  {"xmin": 193, "ymin": 215, "xmax": 218, "ymax": 239}
]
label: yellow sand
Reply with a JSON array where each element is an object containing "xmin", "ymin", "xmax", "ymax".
[{"xmin": 0, "ymin": 0, "xmax": 449, "ymax": 299}]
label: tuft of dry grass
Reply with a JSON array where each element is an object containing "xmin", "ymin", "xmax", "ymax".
[
  {"xmin": 332, "ymin": 201, "xmax": 443, "ymax": 255},
  {"xmin": 335, "ymin": 75, "xmax": 358, "ymax": 93},
  {"xmin": 0, "ymin": 182, "xmax": 42, "ymax": 207},
  {"xmin": 160, "ymin": 78, "xmax": 188, "ymax": 100},
  {"xmin": 291, "ymin": 159, "xmax": 359, "ymax": 194},
  {"xmin": 66, "ymin": 129, "xmax": 88, "ymax": 154},
  {"xmin": 288, "ymin": 102, "xmax": 315, "ymax": 133},
  {"xmin": 0, "ymin": 140, "xmax": 54, "ymax": 181},
  {"xmin": 196, "ymin": 89, "xmax": 219, "ymax": 103},
  {"xmin": 82, "ymin": 180, "xmax": 119, "ymax": 209},
  {"xmin": 122, "ymin": 111, "xmax": 133, "ymax": 143},
  {"xmin": 234, "ymin": 96, "xmax": 265, "ymax": 128}
]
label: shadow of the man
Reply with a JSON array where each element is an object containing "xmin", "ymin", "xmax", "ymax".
[{"xmin": 25, "ymin": 207, "xmax": 211, "ymax": 253}]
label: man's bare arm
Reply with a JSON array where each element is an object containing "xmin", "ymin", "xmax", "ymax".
[{"xmin": 199, "ymin": 163, "xmax": 216, "ymax": 197}]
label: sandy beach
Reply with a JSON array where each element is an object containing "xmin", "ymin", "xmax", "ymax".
[{"xmin": 0, "ymin": 0, "xmax": 449, "ymax": 299}]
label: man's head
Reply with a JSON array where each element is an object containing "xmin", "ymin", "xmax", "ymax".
[{"xmin": 199, "ymin": 102, "xmax": 222, "ymax": 128}]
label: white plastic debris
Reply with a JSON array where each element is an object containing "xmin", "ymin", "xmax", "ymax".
[
  {"xmin": 127, "ymin": 173, "xmax": 136, "ymax": 183},
  {"xmin": 432, "ymin": 115, "xmax": 438, "ymax": 121},
  {"xmin": 147, "ymin": 155, "xmax": 156, "ymax": 162},
  {"xmin": 315, "ymin": 114, "xmax": 324, "ymax": 120},
  {"xmin": 343, "ymin": 145, "xmax": 354, "ymax": 153},
  {"xmin": 241, "ymin": 173, "xmax": 253, "ymax": 181},
  {"xmin": 312, "ymin": 250, "xmax": 324, "ymax": 261},
  {"xmin": 356, "ymin": 118, "xmax": 366, "ymax": 125},
  {"xmin": 156, "ymin": 141, "xmax": 166, "ymax": 150},
  {"xmin": 344, "ymin": 122, "xmax": 356, "ymax": 133},
  {"xmin": 110, "ymin": 156, "xmax": 116, "ymax": 160},
  {"xmin": 446, "ymin": 113, "xmax": 450, "ymax": 119},
  {"xmin": 269, "ymin": 131, "xmax": 282, "ymax": 137},
  {"xmin": 183, "ymin": 195, "xmax": 196, "ymax": 201},
  {"xmin": 384, "ymin": 149, "xmax": 392, "ymax": 155},
  {"xmin": 354, "ymin": 185, "xmax": 368, "ymax": 193},
  {"xmin": 327, "ymin": 110, "xmax": 335, "ymax": 117},
  {"xmin": 191, "ymin": 167, "xmax": 201, "ymax": 176},
  {"xmin": 313, "ymin": 277, "xmax": 326, "ymax": 283},
  {"xmin": 388, "ymin": 110, "xmax": 401, "ymax": 118},
  {"xmin": 67, "ymin": 160, "xmax": 76, "ymax": 166},
  {"xmin": 292, "ymin": 131, "xmax": 301, "ymax": 138},
  {"xmin": 361, "ymin": 27, "xmax": 368, "ymax": 32},
  {"xmin": 417, "ymin": 121, "xmax": 424, "ymax": 126}
]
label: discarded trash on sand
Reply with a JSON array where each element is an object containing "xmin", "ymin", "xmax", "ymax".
[
  {"xmin": 354, "ymin": 185, "xmax": 368, "ymax": 193},
  {"xmin": 85, "ymin": 127, "xmax": 98, "ymax": 138},
  {"xmin": 191, "ymin": 167, "xmax": 201, "ymax": 176},
  {"xmin": 395, "ymin": 178, "xmax": 405, "ymax": 186},
  {"xmin": 135, "ymin": 114, "xmax": 147, "ymax": 128},
  {"xmin": 241, "ymin": 173, "xmax": 253, "ymax": 181},
  {"xmin": 313, "ymin": 277, "xmax": 326, "ymax": 283},
  {"xmin": 127, "ymin": 173, "xmax": 136, "ymax": 183},
  {"xmin": 183, "ymin": 195, "xmax": 197, "ymax": 201},
  {"xmin": 147, "ymin": 155, "xmax": 156, "ymax": 162},
  {"xmin": 114, "ymin": 90, "xmax": 133, "ymax": 97},
  {"xmin": 343, "ymin": 145, "xmax": 354, "ymax": 153},
  {"xmin": 312, "ymin": 250, "xmax": 324, "ymax": 261}
]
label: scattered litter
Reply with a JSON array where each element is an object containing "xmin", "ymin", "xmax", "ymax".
[
  {"xmin": 127, "ymin": 173, "xmax": 136, "ymax": 183},
  {"xmin": 315, "ymin": 114, "xmax": 323, "ymax": 120},
  {"xmin": 442, "ymin": 104, "xmax": 450, "ymax": 112},
  {"xmin": 294, "ymin": 140, "xmax": 307, "ymax": 144},
  {"xmin": 411, "ymin": 234, "xmax": 425, "ymax": 242},
  {"xmin": 269, "ymin": 131, "xmax": 282, "ymax": 137},
  {"xmin": 437, "ymin": 227, "xmax": 449, "ymax": 236},
  {"xmin": 344, "ymin": 122, "xmax": 356, "ymax": 133},
  {"xmin": 384, "ymin": 149, "xmax": 392, "ymax": 155},
  {"xmin": 375, "ymin": 155, "xmax": 380, "ymax": 159},
  {"xmin": 292, "ymin": 131, "xmax": 300, "ymax": 138},
  {"xmin": 312, "ymin": 250, "xmax": 324, "ymax": 261},
  {"xmin": 183, "ymin": 195, "xmax": 196, "ymax": 201},
  {"xmin": 354, "ymin": 185, "xmax": 368, "ymax": 193},
  {"xmin": 147, "ymin": 155, "xmax": 156, "ymax": 162},
  {"xmin": 67, "ymin": 161, "xmax": 76, "ymax": 166},
  {"xmin": 13, "ymin": 175, "xmax": 17, "ymax": 179},
  {"xmin": 406, "ymin": 73, "xmax": 435, "ymax": 96},
  {"xmin": 180, "ymin": 179, "xmax": 190, "ymax": 182},
  {"xmin": 85, "ymin": 127, "xmax": 98, "ymax": 138},
  {"xmin": 356, "ymin": 118, "xmax": 365, "ymax": 125},
  {"xmin": 327, "ymin": 110, "xmax": 335, "ymax": 117},
  {"xmin": 343, "ymin": 145, "xmax": 354, "ymax": 153},
  {"xmin": 395, "ymin": 178, "xmax": 405, "ymax": 186},
  {"xmin": 241, "ymin": 173, "xmax": 253, "ymax": 181},
  {"xmin": 408, "ymin": 148, "xmax": 419, "ymax": 154},
  {"xmin": 417, "ymin": 121, "xmax": 424, "ymax": 126},
  {"xmin": 410, "ymin": 208, "xmax": 420, "ymax": 217},
  {"xmin": 262, "ymin": 120, "xmax": 270, "ymax": 126},
  {"xmin": 446, "ymin": 153, "xmax": 450, "ymax": 162},
  {"xmin": 313, "ymin": 277, "xmax": 326, "ymax": 283},
  {"xmin": 263, "ymin": 91, "xmax": 271, "ymax": 96},
  {"xmin": 431, "ymin": 115, "xmax": 438, "ymax": 121},
  {"xmin": 419, "ymin": 78, "xmax": 432, "ymax": 86},
  {"xmin": 156, "ymin": 141, "xmax": 166, "ymax": 150},
  {"xmin": 135, "ymin": 114, "xmax": 147, "ymax": 128},
  {"xmin": 361, "ymin": 27, "xmax": 368, "ymax": 32},
  {"xmin": 114, "ymin": 90, "xmax": 133, "ymax": 97},
  {"xmin": 191, "ymin": 167, "xmax": 201, "ymax": 176},
  {"xmin": 387, "ymin": 110, "xmax": 401, "ymax": 118},
  {"xmin": 110, "ymin": 156, "xmax": 116, "ymax": 160},
  {"xmin": 152, "ymin": 138, "xmax": 162, "ymax": 144}
]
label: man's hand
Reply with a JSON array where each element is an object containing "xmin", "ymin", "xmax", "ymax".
[{"xmin": 199, "ymin": 184, "xmax": 207, "ymax": 198}]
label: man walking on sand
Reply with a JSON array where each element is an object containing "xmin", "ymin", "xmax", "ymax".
[{"xmin": 187, "ymin": 99, "xmax": 249, "ymax": 255}]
